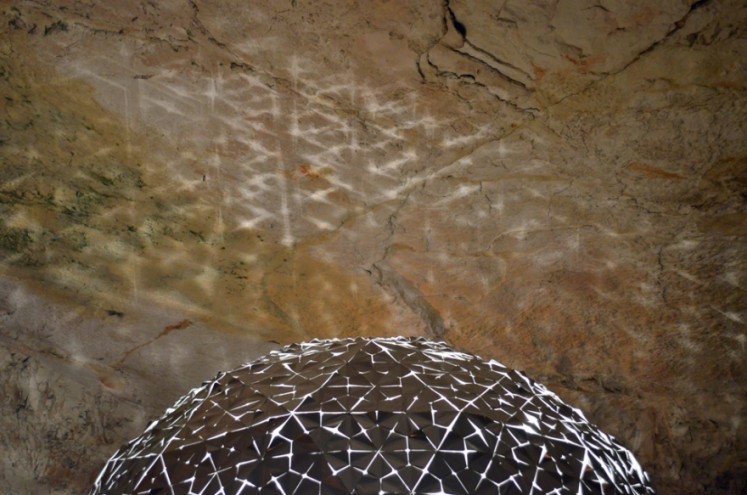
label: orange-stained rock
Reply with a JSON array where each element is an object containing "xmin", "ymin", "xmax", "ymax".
[{"xmin": 1, "ymin": 1, "xmax": 745, "ymax": 493}]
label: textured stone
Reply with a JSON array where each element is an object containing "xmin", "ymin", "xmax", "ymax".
[{"xmin": 0, "ymin": 1, "xmax": 745, "ymax": 493}]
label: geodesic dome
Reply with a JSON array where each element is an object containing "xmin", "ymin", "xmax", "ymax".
[{"xmin": 91, "ymin": 337, "xmax": 654, "ymax": 494}]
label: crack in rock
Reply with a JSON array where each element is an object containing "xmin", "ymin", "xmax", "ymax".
[
  {"xmin": 417, "ymin": 0, "xmax": 537, "ymax": 114},
  {"xmin": 115, "ymin": 319, "xmax": 193, "ymax": 366},
  {"xmin": 548, "ymin": 0, "xmax": 715, "ymax": 108},
  {"xmin": 457, "ymin": 39, "xmax": 533, "ymax": 90},
  {"xmin": 372, "ymin": 261, "xmax": 446, "ymax": 340}
]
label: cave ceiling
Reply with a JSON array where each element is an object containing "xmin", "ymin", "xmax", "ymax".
[{"xmin": 0, "ymin": 1, "xmax": 745, "ymax": 493}]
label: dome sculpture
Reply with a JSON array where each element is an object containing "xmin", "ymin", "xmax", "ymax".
[{"xmin": 91, "ymin": 337, "xmax": 654, "ymax": 494}]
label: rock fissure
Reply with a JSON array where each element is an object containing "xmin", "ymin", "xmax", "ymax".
[
  {"xmin": 115, "ymin": 319, "xmax": 193, "ymax": 366},
  {"xmin": 549, "ymin": 0, "xmax": 717, "ymax": 109},
  {"xmin": 371, "ymin": 262, "xmax": 446, "ymax": 340},
  {"xmin": 427, "ymin": 52, "xmax": 538, "ymax": 114}
]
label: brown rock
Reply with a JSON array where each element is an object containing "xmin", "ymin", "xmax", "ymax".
[{"xmin": 1, "ymin": 1, "xmax": 745, "ymax": 493}]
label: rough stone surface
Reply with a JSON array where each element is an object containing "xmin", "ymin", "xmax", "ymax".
[{"xmin": 0, "ymin": 1, "xmax": 745, "ymax": 493}]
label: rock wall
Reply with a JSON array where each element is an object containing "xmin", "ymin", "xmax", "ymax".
[{"xmin": 0, "ymin": 1, "xmax": 745, "ymax": 493}]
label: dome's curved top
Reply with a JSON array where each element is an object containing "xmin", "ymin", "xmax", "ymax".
[{"xmin": 92, "ymin": 337, "xmax": 654, "ymax": 494}]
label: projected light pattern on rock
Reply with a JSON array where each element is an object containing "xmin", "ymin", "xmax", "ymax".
[{"xmin": 91, "ymin": 338, "xmax": 654, "ymax": 494}]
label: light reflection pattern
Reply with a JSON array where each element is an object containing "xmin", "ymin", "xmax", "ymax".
[{"xmin": 91, "ymin": 337, "xmax": 655, "ymax": 494}]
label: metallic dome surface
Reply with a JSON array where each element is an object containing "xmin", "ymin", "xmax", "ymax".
[{"xmin": 91, "ymin": 337, "xmax": 654, "ymax": 494}]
